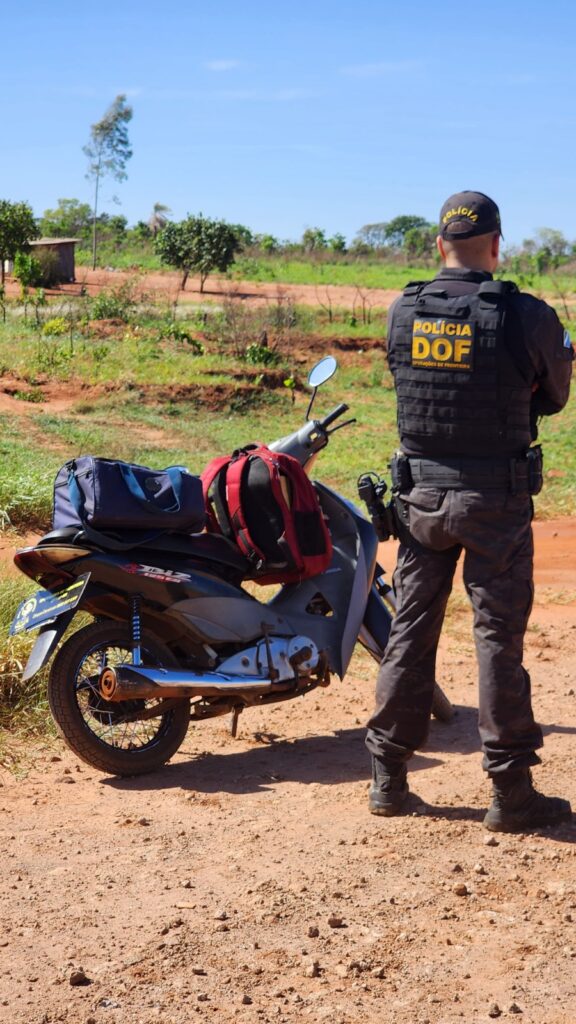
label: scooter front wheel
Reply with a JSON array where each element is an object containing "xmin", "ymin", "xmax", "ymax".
[{"xmin": 48, "ymin": 621, "xmax": 190, "ymax": 776}]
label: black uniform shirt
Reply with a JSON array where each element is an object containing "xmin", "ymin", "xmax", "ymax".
[{"xmin": 387, "ymin": 267, "xmax": 573, "ymax": 425}]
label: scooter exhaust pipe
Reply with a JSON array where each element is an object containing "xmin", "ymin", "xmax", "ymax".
[{"xmin": 99, "ymin": 664, "xmax": 275, "ymax": 701}]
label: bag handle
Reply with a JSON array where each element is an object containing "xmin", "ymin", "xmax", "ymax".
[
  {"xmin": 67, "ymin": 469, "xmax": 85, "ymax": 518},
  {"xmin": 118, "ymin": 464, "xmax": 183, "ymax": 514}
]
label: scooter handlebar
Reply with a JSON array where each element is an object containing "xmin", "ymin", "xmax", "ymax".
[
  {"xmin": 318, "ymin": 403, "xmax": 349, "ymax": 430},
  {"xmin": 269, "ymin": 404, "xmax": 352, "ymax": 465}
]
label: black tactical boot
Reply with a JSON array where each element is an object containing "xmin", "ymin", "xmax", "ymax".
[
  {"xmin": 484, "ymin": 769, "xmax": 572, "ymax": 833},
  {"xmin": 368, "ymin": 757, "xmax": 409, "ymax": 816}
]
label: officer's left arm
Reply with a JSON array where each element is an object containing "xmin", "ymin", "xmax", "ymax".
[
  {"xmin": 384, "ymin": 297, "xmax": 401, "ymax": 372},
  {"xmin": 525, "ymin": 301, "xmax": 573, "ymax": 417}
]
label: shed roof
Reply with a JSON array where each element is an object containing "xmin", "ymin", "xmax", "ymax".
[{"xmin": 29, "ymin": 238, "xmax": 81, "ymax": 246}]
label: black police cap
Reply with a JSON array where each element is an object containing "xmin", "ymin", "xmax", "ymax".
[{"xmin": 439, "ymin": 191, "xmax": 502, "ymax": 240}]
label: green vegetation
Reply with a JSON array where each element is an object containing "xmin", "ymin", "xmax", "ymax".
[
  {"xmin": 5, "ymin": 185, "xmax": 576, "ymax": 287},
  {"xmin": 155, "ymin": 214, "xmax": 242, "ymax": 291},
  {"xmin": 0, "ymin": 578, "xmax": 52, "ymax": 738},
  {"xmin": 231, "ymin": 256, "xmax": 437, "ymax": 289},
  {"xmin": 1, "ymin": 263, "xmax": 575, "ymax": 747},
  {"xmin": 0, "ymin": 199, "xmax": 38, "ymax": 285}
]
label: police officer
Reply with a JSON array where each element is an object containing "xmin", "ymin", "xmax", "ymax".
[{"xmin": 366, "ymin": 191, "xmax": 573, "ymax": 832}]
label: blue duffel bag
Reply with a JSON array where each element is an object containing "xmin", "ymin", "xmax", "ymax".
[{"xmin": 53, "ymin": 456, "xmax": 205, "ymax": 535}]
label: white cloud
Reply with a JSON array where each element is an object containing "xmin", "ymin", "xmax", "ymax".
[{"xmin": 204, "ymin": 59, "xmax": 241, "ymax": 72}]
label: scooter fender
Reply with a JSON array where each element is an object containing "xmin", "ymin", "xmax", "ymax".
[
  {"xmin": 358, "ymin": 583, "xmax": 393, "ymax": 662},
  {"xmin": 21, "ymin": 611, "xmax": 75, "ymax": 681}
]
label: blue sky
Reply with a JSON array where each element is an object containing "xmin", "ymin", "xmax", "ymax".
[{"xmin": 2, "ymin": 0, "xmax": 575, "ymax": 246}]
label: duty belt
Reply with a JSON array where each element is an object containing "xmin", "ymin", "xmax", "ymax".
[{"xmin": 406, "ymin": 456, "xmax": 530, "ymax": 493}]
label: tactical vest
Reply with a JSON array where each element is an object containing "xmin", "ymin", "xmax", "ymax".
[{"xmin": 389, "ymin": 279, "xmax": 534, "ymax": 457}]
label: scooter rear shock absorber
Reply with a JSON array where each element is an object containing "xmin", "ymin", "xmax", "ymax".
[{"xmin": 131, "ymin": 594, "xmax": 142, "ymax": 667}]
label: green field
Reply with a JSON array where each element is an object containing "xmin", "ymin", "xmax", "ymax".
[{"xmin": 1, "ymin": 281, "xmax": 575, "ymax": 531}]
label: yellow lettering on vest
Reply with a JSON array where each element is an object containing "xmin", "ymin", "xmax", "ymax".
[
  {"xmin": 431, "ymin": 339, "xmax": 452, "ymax": 361},
  {"xmin": 454, "ymin": 339, "xmax": 472, "ymax": 362},
  {"xmin": 420, "ymin": 321, "xmax": 432, "ymax": 333},
  {"xmin": 412, "ymin": 336, "xmax": 430, "ymax": 359},
  {"xmin": 460, "ymin": 324, "xmax": 472, "ymax": 337},
  {"xmin": 445, "ymin": 322, "xmax": 456, "ymax": 336},
  {"xmin": 414, "ymin": 320, "xmax": 422, "ymax": 331}
]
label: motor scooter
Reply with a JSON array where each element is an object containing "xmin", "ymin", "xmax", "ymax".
[{"xmin": 11, "ymin": 356, "xmax": 452, "ymax": 776}]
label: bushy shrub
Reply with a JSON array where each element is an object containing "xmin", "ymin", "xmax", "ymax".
[
  {"xmin": 42, "ymin": 317, "xmax": 68, "ymax": 337},
  {"xmin": 13, "ymin": 252, "xmax": 42, "ymax": 288},
  {"xmin": 14, "ymin": 249, "xmax": 62, "ymax": 288},
  {"xmin": 90, "ymin": 280, "xmax": 138, "ymax": 321},
  {"xmin": 244, "ymin": 342, "xmax": 280, "ymax": 366},
  {"xmin": 159, "ymin": 321, "xmax": 204, "ymax": 354}
]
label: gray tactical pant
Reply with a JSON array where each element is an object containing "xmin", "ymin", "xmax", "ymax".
[{"xmin": 365, "ymin": 486, "xmax": 543, "ymax": 775}]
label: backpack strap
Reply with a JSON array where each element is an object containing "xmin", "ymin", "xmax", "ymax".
[
  {"xmin": 477, "ymin": 279, "xmax": 519, "ymax": 302},
  {"xmin": 225, "ymin": 450, "xmax": 267, "ymax": 567},
  {"xmin": 200, "ymin": 455, "xmax": 236, "ymax": 539},
  {"xmin": 401, "ymin": 281, "xmax": 429, "ymax": 305}
]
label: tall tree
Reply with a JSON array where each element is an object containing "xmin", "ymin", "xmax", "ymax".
[
  {"xmin": 83, "ymin": 94, "xmax": 133, "ymax": 269},
  {"xmin": 354, "ymin": 222, "xmax": 389, "ymax": 249},
  {"xmin": 0, "ymin": 200, "xmax": 37, "ymax": 285},
  {"xmin": 355, "ymin": 216, "xmax": 430, "ymax": 251},
  {"xmin": 381, "ymin": 215, "xmax": 430, "ymax": 249},
  {"xmin": 148, "ymin": 202, "xmax": 171, "ymax": 237},
  {"xmin": 301, "ymin": 227, "xmax": 327, "ymax": 252}
]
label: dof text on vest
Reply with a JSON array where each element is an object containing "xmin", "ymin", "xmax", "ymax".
[{"xmin": 390, "ymin": 279, "xmax": 534, "ymax": 457}]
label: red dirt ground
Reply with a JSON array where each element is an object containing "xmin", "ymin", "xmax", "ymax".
[
  {"xmin": 1, "ymin": 521, "xmax": 575, "ymax": 1024},
  {"xmin": 3, "ymin": 266, "xmax": 401, "ymax": 311}
]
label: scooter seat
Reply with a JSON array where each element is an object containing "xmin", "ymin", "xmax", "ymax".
[
  {"xmin": 38, "ymin": 527, "xmax": 86, "ymax": 545},
  {"xmin": 37, "ymin": 526, "xmax": 249, "ymax": 573},
  {"xmin": 137, "ymin": 532, "xmax": 250, "ymax": 572}
]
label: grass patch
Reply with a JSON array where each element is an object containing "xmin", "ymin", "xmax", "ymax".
[
  {"xmin": 0, "ymin": 416, "xmax": 64, "ymax": 531},
  {"xmin": 0, "ymin": 578, "xmax": 52, "ymax": 736},
  {"xmin": 230, "ymin": 257, "xmax": 435, "ymax": 290}
]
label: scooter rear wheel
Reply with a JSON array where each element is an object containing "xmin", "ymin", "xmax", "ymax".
[{"xmin": 48, "ymin": 621, "xmax": 190, "ymax": 776}]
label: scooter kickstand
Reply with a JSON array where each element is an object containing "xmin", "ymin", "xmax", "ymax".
[{"xmin": 230, "ymin": 706, "xmax": 242, "ymax": 737}]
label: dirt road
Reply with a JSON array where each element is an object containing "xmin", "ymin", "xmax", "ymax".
[
  {"xmin": 3, "ymin": 267, "xmax": 402, "ymax": 311},
  {"xmin": 1, "ymin": 524, "xmax": 575, "ymax": 1024}
]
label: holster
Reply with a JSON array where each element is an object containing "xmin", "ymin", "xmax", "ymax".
[
  {"xmin": 366, "ymin": 496, "xmax": 399, "ymax": 542},
  {"xmin": 389, "ymin": 451, "xmax": 413, "ymax": 492},
  {"xmin": 357, "ymin": 473, "xmax": 399, "ymax": 541},
  {"xmin": 526, "ymin": 445, "xmax": 543, "ymax": 495}
]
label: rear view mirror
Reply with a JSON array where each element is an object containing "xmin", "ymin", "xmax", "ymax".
[{"xmin": 307, "ymin": 356, "xmax": 337, "ymax": 389}]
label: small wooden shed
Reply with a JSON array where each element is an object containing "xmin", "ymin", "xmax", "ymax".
[{"xmin": 28, "ymin": 238, "xmax": 81, "ymax": 283}]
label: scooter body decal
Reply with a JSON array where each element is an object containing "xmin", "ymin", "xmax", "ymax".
[{"xmin": 123, "ymin": 563, "xmax": 195, "ymax": 583}]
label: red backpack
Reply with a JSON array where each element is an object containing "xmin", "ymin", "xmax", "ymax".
[{"xmin": 201, "ymin": 444, "xmax": 333, "ymax": 585}]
